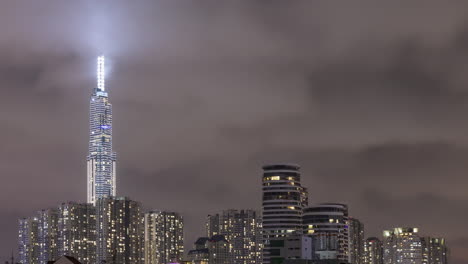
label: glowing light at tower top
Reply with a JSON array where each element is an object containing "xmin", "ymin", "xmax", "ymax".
[{"xmin": 97, "ymin": 55, "xmax": 105, "ymax": 90}]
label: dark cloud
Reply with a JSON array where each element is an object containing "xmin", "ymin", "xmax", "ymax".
[{"xmin": 1, "ymin": 1, "xmax": 468, "ymax": 263}]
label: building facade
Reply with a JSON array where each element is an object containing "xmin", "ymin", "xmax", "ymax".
[
  {"xmin": 206, "ymin": 214, "xmax": 220, "ymax": 237},
  {"xmin": 187, "ymin": 235, "xmax": 232, "ymax": 264},
  {"xmin": 302, "ymin": 203, "xmax": 349, "ymax": 262},
  {"xmin": 207, "ymin": 235, "xmax": 232, "ymax": 264},
  {"xmin": 37, "ymin": 209, "xmax": 59, "ymax": 264},
  {"xmin": 87, "ymin": 56, "xmax": 117, "ymax": 204},
  {"xmin": 348, "ymin": 218, "xmax": 364, "ymax": 264},
  {"xmin": 363, "ymin": 237, "xmax": 383, "ymax": 264},
  {"xmin": 421, "ymin": 237, "xmax": 448, "ymax": 264},
  {"xmin": 266, "ymin": 233, "xmax": 313, "ymax": 263},
  {"xmin": 57, "ymin": 202, "xmax": 96, "ymax": 264},
  {"xmin": 383, "ymin": 228, "xmax": 423, "ymax": 264},
  {"xmin": 187, "ymin": 248, "xmax": 210, "ymax": 264},
  {"xmin": 19, "ymin": 217, "xmax": 39, "ymax": 264},
  {"xmin": 262, "ymin": 164, "xmax": 308, "ymax": 264},
  {"xmin": 96, "ymin": 196, "xmax": 144, "ymax": 264},
  {"xmin": 144, "ymin": 211, "xmax": 184, "ymax": 264},
  {"xmin": 187, "ymin": 237, "xmax": 211, "ymax": 264},
  {"xmin": 206, "ymin": 209, "xmax": 263, "ymax": 264}
]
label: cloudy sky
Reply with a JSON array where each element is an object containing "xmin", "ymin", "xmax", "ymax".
[{"xmin": 1, "ymin": 1, "xmax": 467, "ymax": 263}]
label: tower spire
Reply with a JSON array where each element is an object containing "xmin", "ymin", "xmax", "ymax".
[{"xmin": 97, "ymin": 55, "xmax": 105, "ymax": 90}]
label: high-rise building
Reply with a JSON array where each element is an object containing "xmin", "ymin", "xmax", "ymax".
[
  {"xmin": 87, "ymin": 55, "xmax": 117, "ymax": 204},
  {"xmin": 19, "ymin": 203, "xmax": 96, "ymax": 264},
  {"xmin": 96, "ymin": 196, "xmax": 144, "ymax": 264},
  {"xmin": 207, "ymin": 235, "xmax": 232, "ymax": 264},
  {"xmin": 19, "ymin": 217, "xmax": 39, "ymax": 264},
  {"xmin": 187, "ymin": 237, "xmax": 211, "ymax": 264},
  {"xmin": 348, "ymin": 218, "xmax": 364, "ymax": 264},
  {"xmin": 302, "ymin": 203, "xmax": 349, "ymax": 262},
  {"xmin": 57, "ymin": 202, "xmax": 96, "ymax": 264},
  {"xmin": 383, "ymin": 228, "xmax": 423, "ymax": 264},
  {"xmin": 421, "ymin": 237, "xmax": 448, "ymax": 264},
  {"xmin": 206, "ymin": 214, "xmax": 220, "ymax": 237},
  {"xmin": 144, "ymin": 211, "xmax": 184, "ymax": 264},
  {"xmin": 262, "ymin": 164, "xmax": 308, "ymax": 264},
  {"xmin": 187, "ymin": 236, "xmax": 231, "ymax": 264},
  {"xmin": 37, "ymin": 209, "xmax": 59, "ymax": 264},
  {"xmin": 206, "ymin": 210, "xmax": 263, "ymax": 264},
  {"xmin": 363, "ymin": 237, "xmax": 383, "ymax": 264}
]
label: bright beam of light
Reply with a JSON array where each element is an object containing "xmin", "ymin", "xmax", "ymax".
[{"xmin": 97, "ymin": 55, "xmax": 105, "ymax": 90}]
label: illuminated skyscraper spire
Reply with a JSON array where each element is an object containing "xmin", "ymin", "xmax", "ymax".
[
  {"xmin": 97, "ymin": 55, "xmax": 105, "ymax": 90},
  {"xmin": 87, "ymin": 56, "xmax": 116, "ymax": 204}
]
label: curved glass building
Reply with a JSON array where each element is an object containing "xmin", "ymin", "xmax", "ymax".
[
  {"xmin": 303, "ymin": 203, "xmax": 349, "ymax": 262},
  {"xmin": 261, "ymin": 164, "xmax": 308, "ymax": 264}
]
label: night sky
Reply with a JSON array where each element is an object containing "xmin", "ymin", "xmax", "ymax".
[{"xmin": 1, "ymin": 1, "xmax": 467, "ymax": 263}]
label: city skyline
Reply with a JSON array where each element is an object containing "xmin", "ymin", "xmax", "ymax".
[{"xmin": 1, "ymin": 1, "xmax": 467, "ymax": 264}]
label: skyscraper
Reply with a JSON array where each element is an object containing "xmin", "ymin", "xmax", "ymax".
[
  {"xmin": 144, "ymin": 211, "xmax": 184, "ymax": 264},
  {"xmin": 87, "ymin": 56, "xmax": 117, "ymax": 204},
  {"xmin": 187, "ymin": 237, "xmax": 210, "ymax": 264},
  {"xmin": 383, "ymin": 228, "xmax": 423, "ymax": 264},
  {"xmin": 96, "ymin": 196, "xmax": 144, "ymax": 264},
  {"xmin": 261, "ymin": 164, "xmax": 308, "ymax": 264},
  {"xmin": 37, "ymin": 209, "xmax": 59, "ymax": 264},
  {"xmin": 206, "ymin": 209, "xmax": 263, "ymax": 264},
  {"xmin": 206, "ymin": 214, "xmax": 220, "ymax": 237},
  {"xmin": 302, "ymin": 203, "xmax": 349, "ymax": 262},
  {"xmin": 207, "ymin": 235, "xmax": 232, "ymax": 264},
  {"xmin": 57, "ymin": 202, "xmax": 96, "ymax": 264},
  {"xmin": 348, "ymin": 218, "xmax": 364, "ymax": 264},
  {"xmin": 18, "ymin": 217, "xmax": 39, "ymax": 264},
  {"xmin": 19, "ymin": 203, "xmax": 97, "ymax": 264},
  {"xmin": 363, "ymin": 237, "xmax": 383, "ymax": 264},
  {"xmin": 421, "ymin": 237, "xmax": 448, "ymax": 264}
]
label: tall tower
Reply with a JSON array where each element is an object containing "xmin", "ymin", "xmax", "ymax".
[
  {"xmin": 57, "ymin": 202, "xmax": 97, "ymax": 264},
  {"xmin": 349, "ymin": 217, "xmax": 365, "ymax": 264},
  {"xmin": 18, "ymin": 217, "xmax": 39, "ymax": 264},
  {"xmin": 261, "ymin": 164, "xmax": 308, "ymax": 264},
  {"xmin": 87, "ymin": 56, "xmax": 117, "ymax": 204},
  {"xmin": 144, "ymin": 211, "xmax": 184, "ymax": 264},
  {"xmin": 37, "ymin": 209, "xmax": 59, "ymax": 264},
  {"xmin": 96, "ymin": 197, "xmax": 144, "ymax": 264}
]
